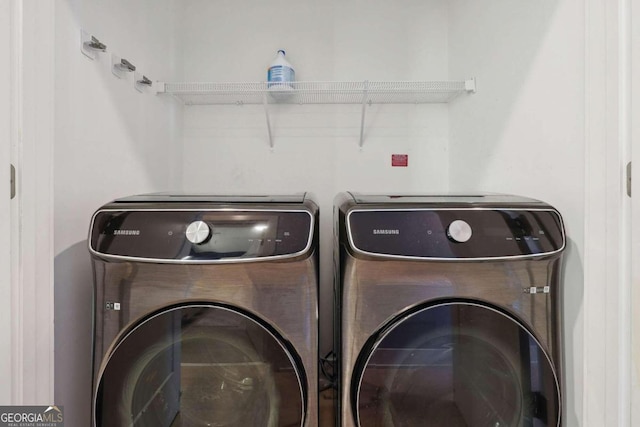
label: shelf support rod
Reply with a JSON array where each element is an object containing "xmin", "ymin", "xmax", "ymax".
[
  {"xmin": 359, "ymin": 80, "xmax": 369, "ymax": 148},
  {"xmin": 262, "ymin": 93, "xmax": 274, "ymax": 149}
]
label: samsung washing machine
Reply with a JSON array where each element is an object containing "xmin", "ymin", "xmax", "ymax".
[
  {"xmin": 335, "ymin": 193, "xmax": 565, "ymax": 427},
  {"xmin": 89, "ymin": 193, "xmax": 319, "ymax": 427}
]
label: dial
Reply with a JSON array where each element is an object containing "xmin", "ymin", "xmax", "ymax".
[
  {"xmin": 185, "ymin": 221, "xmax": 211, "ymax": 244},
  {"xmin": 447, "ymin": 219, "xmax": 472, "ymax": 243}
]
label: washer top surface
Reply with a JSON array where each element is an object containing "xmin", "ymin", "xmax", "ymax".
[{"xmin": 112, "ymin": 192, "xmax": 308, "ymax": 204}]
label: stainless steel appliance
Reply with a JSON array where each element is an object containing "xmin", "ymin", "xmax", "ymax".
[
  {"xmin": 335, "ymin": 193, "xmax": 565, "ymax": 427},
  {"xmin": 89, "ymin": 193, "xmax": 319, "ymax": 427}
]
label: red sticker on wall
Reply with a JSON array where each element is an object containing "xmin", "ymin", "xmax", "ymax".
[{"xmin": 391, "ymin": 154, "xmax": 408, "ymax": 167}]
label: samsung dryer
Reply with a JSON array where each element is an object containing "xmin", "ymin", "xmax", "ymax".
[
  {"xmin": 335, "ymin": 193, "xmax": 565, "ymax": 427},
  {"xmin": 89, "ymin": 193, "xmax": 319, "ymax": 427}
]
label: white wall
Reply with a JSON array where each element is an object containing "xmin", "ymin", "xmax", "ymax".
[
  {"xmin": 448, "ymin": 0, "xmax": 585, "ymax": 425},
  {"xmin": 179, "ymin": 0, "xmax": 451, "ymax": 356},
  {"xmin": 54, "ymin": 0, "xmax": 181, "ymax": 424}
]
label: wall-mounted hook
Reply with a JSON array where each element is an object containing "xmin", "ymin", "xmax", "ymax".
[
  {"xmin": 87, "ymin": 37, "xmax": 106, "ymax": 52},
  {"xmin": 111, "ymin": 54, "xmax": 136, "ymax": 78},
  {"xmin": 134, "ymin": 71, "xmax": 153, "ymax": 93},
  {"xmin": 116, "ymin": 58, "xmax": 136, "ymax": 72},
  {"xmin": 81, "ymin": 29, "xmax": 107, "ymax": 60}
]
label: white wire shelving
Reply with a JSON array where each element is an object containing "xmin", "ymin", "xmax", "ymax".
[
  {"xmin": 159, "ymin": 80, "xmax": 475, "ymax": 105},
  {"xmin": 157, "ymin": 79, "xmax": 476, "ymax": 147}
]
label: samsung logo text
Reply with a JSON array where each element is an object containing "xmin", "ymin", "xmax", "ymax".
[
  {"xmin": 113, "ymin": 229, "xmax": 140, "ymax": 236},
  {"xmin": 373, "ymin": 229, "xmax": 400, "ymax": 235}
]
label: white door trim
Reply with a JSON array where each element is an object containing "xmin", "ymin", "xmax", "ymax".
[
  {"xmin": 582, "ymin": 0, "xmax": 633, "ymax": 427},
  {"xmin": 0, "ymin": 0, "xmax": 14, "ymax": 403},
  {"xmin": 10, "ymin": 0, "xmax": 55, "ymax": 404},
  {"xmin": 583, "ymin": 0, "xmax": 631, "ymax": 424},
  {"xmin": 630, "ymin": 0, "xmax": 640, "ymax": 421},
  {"xmin": 618, "ymin": 0, "xmax": 633, "ymax": 425}
]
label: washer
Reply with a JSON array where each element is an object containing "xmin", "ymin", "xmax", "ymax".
[
  {"xmin": 89, "ymin": 193, "xmax": 319, "ymax": 427},
  {"xmin": 334, "ymin": 192, "xmax": 565, "ymax": 427}
]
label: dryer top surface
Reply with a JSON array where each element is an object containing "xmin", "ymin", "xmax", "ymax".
[{"xmin": 343, "ymin": 192, "xmax": 551, "ymax": 208}]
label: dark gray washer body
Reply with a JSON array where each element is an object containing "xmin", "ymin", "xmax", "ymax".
[
  {"xmin": 89, "ymin": 193, "xmax": 319, "ymax": 427},
  {"xmin": 335, "ymin": 192, "xmax": 565, "ymax": 427}
]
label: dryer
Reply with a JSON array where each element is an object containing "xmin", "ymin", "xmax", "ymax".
[
  {"xmin": 89, "ymin": 193, "xmax": 319, "ymax": 427},
  {"xmin": 334, "ymin": 193, "xmax": 565, "ymax": 427}
]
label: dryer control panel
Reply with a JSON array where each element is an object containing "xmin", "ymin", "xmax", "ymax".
[
  {"xmin": 90, "ymin": 210, "xmax": 313, "ymax": 262},
  {"xmin": 347, "ymin": 208, "xmax": 564, "ymax": 259}
]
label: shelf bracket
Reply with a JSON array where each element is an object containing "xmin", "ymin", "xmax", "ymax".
[
  {"xmin": 262, "ymin": 93, "xmax": 274, "ymax": 149},
  {"xmin": 359, "ymin": 80, "xmax": 369, "ymax": 148},
  {"xmin": 154, "ymin": 81, "xmax": 166, "ymax": 95},
  {"xmin": 465, "ymin": 78, "xmax": 477, "ymax": 93}
]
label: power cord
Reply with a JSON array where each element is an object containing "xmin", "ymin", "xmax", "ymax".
[{"xmin": 319, "ymin": 350, "xmax": 337, "ymax": 391}]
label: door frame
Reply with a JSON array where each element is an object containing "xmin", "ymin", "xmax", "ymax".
[
  {"xmin": 583, "ymin": 0, "xmax": 633, "ymax": 425},
  {"xmin": 0, "ymin": 0, "xmax": 14, "ymax": 403},
  {"xmin": 5, "ymin": 0, "xmax": 55, "ymax": 404},
  {"xmin": 630, "ymin": 0, "xmax": 640, "ymax": 422}
]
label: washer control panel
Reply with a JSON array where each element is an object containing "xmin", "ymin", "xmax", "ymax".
[
  {"xmin": 347, "ymin": 208, "xmax": 564, "ymax": 259},
  {"xmin": 90, "ymin": 210, "xmax": 313, "ymax": 261}
]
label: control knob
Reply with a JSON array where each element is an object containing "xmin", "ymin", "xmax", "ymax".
[
  {"xmin": 185, "ymin": 221, "xmax": 211, "ymax": 244},
  {"xmin": 447, "ymin": 220, "xmax": 472, "ymax": 243}
]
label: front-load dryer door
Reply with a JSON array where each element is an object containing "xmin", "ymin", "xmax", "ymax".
[
  {"xmin": 94, "ymin": 304, "xmax": 306, "ymax": 427},
  {"xmin": 352, "ymin": 302, "xmax": 560, "ymax": 427}
]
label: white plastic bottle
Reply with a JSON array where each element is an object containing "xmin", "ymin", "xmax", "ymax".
[{"xmin": 267, "ymin": 50, "xmax": 295, "ymax": 88}]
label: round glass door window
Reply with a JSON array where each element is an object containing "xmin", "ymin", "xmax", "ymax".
[
  {"xmin": 95, "ymin": 305, "xmax": 305, "ymax": 427},
  {"xmin": 353, "ymin": 302, "xmax": 560, "ymax": 427}
]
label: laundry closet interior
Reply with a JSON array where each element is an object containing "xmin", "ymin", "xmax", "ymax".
[{"xmin": 49, "ymin": 0, "xmax": 631, "ymax": 426}]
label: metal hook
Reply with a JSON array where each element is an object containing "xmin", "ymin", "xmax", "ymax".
[
  {"xmin": 137, "ymin": 75, "xmax": 152, "ymax": 86},
  {"xmin": 112, "ymin": 54, "xmax": 136, "ymax": 78},
  {"xmin": 116, "ymin": 58, "xmax": 136, "ymax": 72},
  {"xmin": 134, "ymin": 72, "xmax": 154, "ymax": 93},
  {"xmin": 81, "ymin": 30, "xmax": 107, "ymax": 59},
  {"xmin": 85, "ymin": 36, "xmax": 106, "ymax": 52}
]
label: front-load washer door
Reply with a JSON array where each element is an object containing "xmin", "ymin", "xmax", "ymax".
[
  {"xmin": 352, "ymin": 302, "xmax": 560, "ymax": 427},
  {"xmin": 94, "ymin": 304, "xmax": 305, "ymax": 427}
]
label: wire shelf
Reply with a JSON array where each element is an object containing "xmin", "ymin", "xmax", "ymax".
[{"xmin": 160, "ymin": 80, "xmax": 475, "ymax": 105}]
